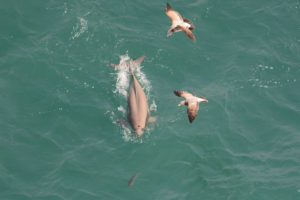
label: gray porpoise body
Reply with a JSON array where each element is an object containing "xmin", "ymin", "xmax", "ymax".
[
  {"xmin": 110, "ymin": 55, "xmax": 151, "ymax": 136},
  {"xmin": 128, "ymin": 72, "xmax": 149, "ymax": 136}
]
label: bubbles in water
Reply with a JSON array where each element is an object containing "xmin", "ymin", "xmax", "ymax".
[
  {"xmin": 121, "ymin": 126, "xmax": 143, "ymax": 143},
  {"xmin": 71, "ymin": 17, "xmax": 88, "ymax": 39},
  {"xmin": 112, "ymin": 54, "xmax": 130, "ymax": 98},
  {"xmin": 248, "ymin": 64, "xmax": 298, "ymax": 89},
  {"xmin": 117, "ymin": 106, "xmax": 126, "ymax": 114},
  {"xmin": 63, "ymin": 3, "xmax": 68, "ymax": 15},
  {"xmin": 150, "ymin": 100, "xmax": 157, "ymax": 112},
  {"xmin": 83, "ymin": 82, "xmax": 89, "ymax": 88}
]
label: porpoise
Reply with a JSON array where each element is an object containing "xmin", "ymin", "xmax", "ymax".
[
  {"xmin": 110, "ymin": 55, "xmax": 157, "ymax": 136},
  {"xmin": 128, "ymin": 172, "xmax": 140, "ymax": 187}
]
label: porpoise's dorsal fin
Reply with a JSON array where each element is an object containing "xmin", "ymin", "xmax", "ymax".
[
  {"xmin": 110, "ymin": 55, "xmax": 145, "ymax": 71},
  {"xmin": 129, "ymin": 55, "xmax": 146, "ymax": 75},
  {"xmin": 131, "ymin": 55, "xmax": 145, "ymax": 69},
  {"xmin": 133, "ymin": 55, "xmax": 146, "ymax": 66}
]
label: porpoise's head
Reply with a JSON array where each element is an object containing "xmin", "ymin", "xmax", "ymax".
[{"xmin": 134, "ymin": 125, "xmax": 144, "ymax": 137}]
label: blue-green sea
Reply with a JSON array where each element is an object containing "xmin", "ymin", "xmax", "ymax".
[{"xmin": 1, "ymin": 0, "xmax": 300, "ymax": 199}]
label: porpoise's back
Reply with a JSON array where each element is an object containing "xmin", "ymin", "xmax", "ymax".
[{"xmin": 128, "ymin": 73, "xmax": 149, "ymax": 132}]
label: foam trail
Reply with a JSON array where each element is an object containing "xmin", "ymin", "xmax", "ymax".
[
  {"xmin": 117, "ymin": 106, "xmax": 126, "ymax": 114},
  {"xmin": 113, "ymin": 55, "xmax": 130, "ymax": 98},
  {"xmin": 71, "ymin": 17, "xmax": 88, "ymax": 39}
]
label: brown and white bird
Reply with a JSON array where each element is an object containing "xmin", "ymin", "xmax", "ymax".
[
  {"xmin": 165, "ymin": 3, "xmax": 195, "ymax": 41},
  {"xmin": 174, "ymin": 90, "xmax": 208, "ymax": 123}
]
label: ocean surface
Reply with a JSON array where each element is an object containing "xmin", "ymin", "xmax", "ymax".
[{"xmin": 1, "ymin": 0, "xmax": 300, "ymax": 199}]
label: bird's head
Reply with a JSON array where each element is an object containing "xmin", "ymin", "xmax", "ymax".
[{"xmin": 199, "ymin": 96, "xmax": 208, "ymax": 103}]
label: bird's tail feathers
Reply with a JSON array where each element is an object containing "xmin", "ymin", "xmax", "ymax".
[{"xmin": 183, "ymin": 18, "xmax": 194, "ymax": 30}]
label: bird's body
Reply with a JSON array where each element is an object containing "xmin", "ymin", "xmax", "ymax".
[
  {"xmin": 174, "ymin": 90, "xmax": 208, "ymax": 123},
  {"xmin": 165, "ymin": 3, "xmax": 195, "ymax": 41}
]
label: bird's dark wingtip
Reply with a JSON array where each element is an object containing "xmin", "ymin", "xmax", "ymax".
[
  {"xmin": 166, "ymin": 3, "xmax": 172, "ymax": 11},
  {"xmin": 188, "ymin": 117, "xmax": 194, "ymax": 123},
  {"xmin": 174, "ymin": 90, "xmax": 180, "ymax": 96}
]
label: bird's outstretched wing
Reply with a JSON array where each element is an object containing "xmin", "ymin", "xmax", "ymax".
[
  {"xmin": 165, "ymin": 3, "xmax": 183, "ymax": 25},
  {"xmin": 179, "ymin": 25, "xmax": 196, "ymax": 41},
  {"xmin": 187, "ymin": 102, "xmax": 199, "ymax": 123},
  {"xmin": 174, "ymin": 90, "xmax": 195, "ymax": 99}
]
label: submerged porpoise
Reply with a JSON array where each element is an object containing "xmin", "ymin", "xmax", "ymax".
[
  {"xmin": 110, "ymin": 55, "xmax": 156, "ymax": 136},
  {"xmin": 128, "ymin": 172, "xmax": 140, "ymax": 187}
]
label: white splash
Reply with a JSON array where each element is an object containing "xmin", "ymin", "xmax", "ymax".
[
  {"xmin": 112, "ymin": 54, "xmax": 152, "ymax": 99},
  {"xmin": 150, "ymin": 100, "xmax": 157, "ymax": 112},
  {"xmin": 117, "ymin": 106, "xmax": 126, "ymax": 114},
  {"xmin": 135, "ymin": 66, "xmax": 151, "ymax": 95},
  {"xmin": 71, "ymin": 17, "xmax": 88, "ymax": 39},
  {"xmin": 112, "ymin": 55, "xmax": 131, "ymax": 98}
]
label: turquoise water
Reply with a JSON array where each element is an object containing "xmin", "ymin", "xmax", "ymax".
[{"xmin": 1, "ymin": 0, "xmax": 300, "ymax": 199}]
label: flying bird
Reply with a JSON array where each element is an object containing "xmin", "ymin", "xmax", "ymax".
[
  {"xmin": 165, "ymin": 3, "xmax": 195, "ymax": 41},
  {"xmin": 174, "ymin": 90, "xmax": 208, "ymax": 123}
]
